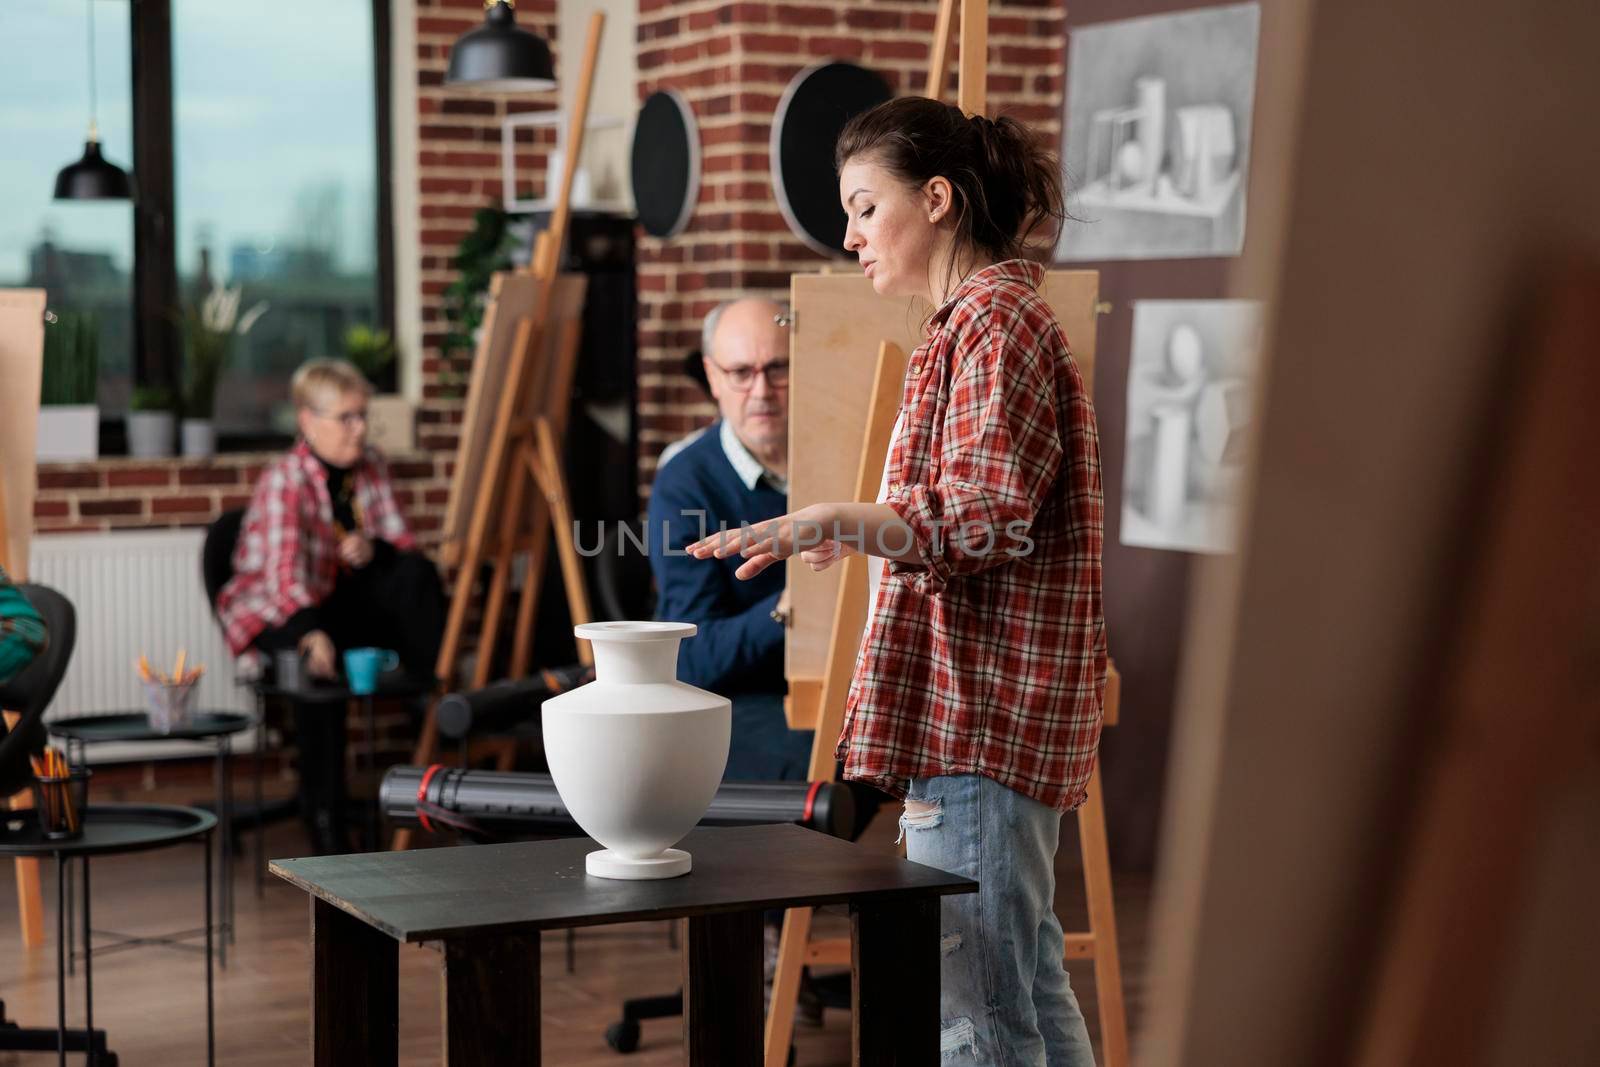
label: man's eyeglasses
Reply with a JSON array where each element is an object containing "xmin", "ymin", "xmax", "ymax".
[
  {"xmin": 705, "ymin": 356, "xmax": 790, "ymax": 392},
  {"xmin": 312, "ymin": 408, "xmax": 368, "ymax": 429}
]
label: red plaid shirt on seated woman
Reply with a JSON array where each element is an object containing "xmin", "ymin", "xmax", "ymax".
[
  {"xmin": 836, "ymin": 260, "xmax": 1107, "ymax": 813},
  {"xmin": 216, "ymin": 439, "xmax": 414, "ymax": 657}
]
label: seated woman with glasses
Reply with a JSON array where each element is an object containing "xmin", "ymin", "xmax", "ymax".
[{"xmin": 216, "ymin": 357, "xmax": 445, "ymax": 852}]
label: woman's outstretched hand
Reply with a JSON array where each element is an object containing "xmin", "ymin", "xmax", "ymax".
[{"xmin": 684, "ymin": 504, "xmax": 843, "ymax": 580}]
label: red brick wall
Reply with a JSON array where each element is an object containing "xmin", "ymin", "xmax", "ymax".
[
  {"xmin": 33, "ymin": 0, "xmax": 1069, "ymax": 529},
  {"xmin": 31, "ymin": 0, "xmax": 562, "ymax": 548},
  {"xmin": 634, "ymin": 0, "xmax": 1068, "ymax": 492}
]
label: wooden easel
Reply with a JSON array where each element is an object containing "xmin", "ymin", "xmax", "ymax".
[
  {"xmin": 764, "ymin": 338, "xmax": 906, "ymax": 1065},
  {"xmin": 1352, "ymin": 268, "xmax": 1600, "ymax": 1067},
  {"xmin": 765, "ymin": 2, "xmax": 1130, "ymax": 1060},
  {"xmin": 2, "ymin": 479, "xmax": 47, "ymax": 953},
  {"xmin": 1, "ymin": 287, "xmax": 47, "ymax": 949},
  {"xmin": 395, "ymin": 13, "xmax": 607, "ymax": 848}
]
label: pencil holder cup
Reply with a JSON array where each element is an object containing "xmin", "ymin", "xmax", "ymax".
[
  {"xmin": 32, "ymin": 768, "xmax": 91, "ymax": 841},
  {"xmin": 144, "ymin": 679, "xmax": 199, "ymax": 734}
]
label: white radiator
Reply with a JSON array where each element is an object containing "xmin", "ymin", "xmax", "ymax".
[{"xmin": 27, "ymin": 529, "xmax": 253, "ymax": 762}]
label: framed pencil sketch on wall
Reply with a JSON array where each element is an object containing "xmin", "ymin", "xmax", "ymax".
[
  {"xmin": 1122, "ymin": 299, "xmax": 1264, "ymax": 554},
  {"xmin": 1056, "ymin": 3, "xmax": 1261, "ymax": 262}
]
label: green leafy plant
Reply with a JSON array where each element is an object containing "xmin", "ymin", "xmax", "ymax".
[
  {"xmin": 40, "ymin": 310, "xmax": 100, "ymax": 406},
  {"xmin": 179, "ymin": 284, "xmax": 268, "ymax": 419},
  {"xmin": 344, "ymin": 323, "xmax": 397, "ymax": 381},
  {"xmin": 130, "ymin": 385, "xmax": 175, "ymax": 412},
  {"xmin": 442, "ymin": 206, "xmax": 515, "ymax": 361}
]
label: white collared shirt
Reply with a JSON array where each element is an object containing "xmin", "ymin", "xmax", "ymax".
[{"xmin": 720, "ymin": 420, "xmax": 788, "ymax": 495}]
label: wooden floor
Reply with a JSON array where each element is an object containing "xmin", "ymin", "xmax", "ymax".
[{"xmin": 1, "ymin": 776, "xmax": 1151, "ymax": 1065}]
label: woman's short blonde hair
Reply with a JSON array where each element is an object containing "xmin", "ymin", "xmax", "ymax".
[{"xmin": 291, "ymin": 358, "xmax": 372, "ymax": 411}]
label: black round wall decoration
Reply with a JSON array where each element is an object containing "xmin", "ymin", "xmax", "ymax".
[
  {"xmin": 771, "ymin": 61, "xmax": 894, "ymax": 257},
  {"xmin": 630, "ymin": 89, "xmax": 699, "ymax": 239}
]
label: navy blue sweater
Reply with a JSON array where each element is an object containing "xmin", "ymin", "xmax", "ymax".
[{"xmin": 647, "ymin": 424, "xmax": 787, "ymax": 694}]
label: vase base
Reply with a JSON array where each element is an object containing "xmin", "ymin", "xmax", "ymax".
[{"xmin": 585, "ymin": 847, "xmax": 692, "ymax": 880}]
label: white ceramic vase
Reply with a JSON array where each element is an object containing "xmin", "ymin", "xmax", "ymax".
[{"xmin": 542, "ymin": 621, "xmax": 730, "ymax": 880}]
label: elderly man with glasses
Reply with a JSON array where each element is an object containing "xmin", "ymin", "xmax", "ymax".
[{"xmin": 647, "ymin": 297, "xmax": 813, "ymax": 781}]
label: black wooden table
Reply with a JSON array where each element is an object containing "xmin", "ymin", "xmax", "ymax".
[
  {"xmin": 271, "ymin": 823, "xmax": 975, "ymax": 1066},
  {"xmin": 50, "ymin": 711, "xmax": 251, "ymax": 966}
]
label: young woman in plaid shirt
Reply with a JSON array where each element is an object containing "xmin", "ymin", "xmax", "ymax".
[{"xmin": 690, "ymin": 97, "xmax": 1105, "ymax": 1064}]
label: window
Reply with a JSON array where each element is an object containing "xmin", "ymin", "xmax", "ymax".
[
  {"xmin": 0, "ymin": 0, "xmax": 392, "ymax": 445},
  {"xmin": 0, "ymin": 0, "xmax": 136, "ymax": 413},
  {"xmin": 173, "ymin": 0, "xmax": 389, "ymax": 435}
]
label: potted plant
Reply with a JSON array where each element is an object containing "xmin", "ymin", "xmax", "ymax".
[
  {"xmin": 345, "ymin": 323, "xmax": 413, "ymax": 453},
  {"xmin": 179, "ymin": 284, "xmax": 267, "ymax": 458},
  {"xmin": 126, "ymin": 385, "xmax": 176, "ymax": 458},
  {"xmin": 442, "ymin": 207, "xmax": 514, "ymax": 363},
  {"xmin": 37, "ymin": 309, "xmax": 100, "ymax": 461}
]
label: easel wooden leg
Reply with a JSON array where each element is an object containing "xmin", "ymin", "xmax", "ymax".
[
  {"xmin": 13, "ymin": 857, "xmax": 43, "ymax": 948},
  {"xmin": 1075, "ymin": 765, "xmax": 1129, "ymax": 1067},
  {"xmin": 6, "ymin": 736, "xmax": 45, "ymax": 947},
  {"xmin": 531, "ymin": 419, "xmax": 594, "ymax": 663},
  {"xmin": 767, "ymin": 341, "xmax": 910, "ymax": 1059},
  {"xmin": 402, "ymin": 16, "xmax": 608, "ymax": 853},
  {"xmin": 763, "ymin": 906, "xmax": 813, "ymax": 1067},
  {"xmin": 434, "ymin": 533, "xmax": 486, "ymax": 700},
  {"xmin": 472, "ymin": 458, "xmax": 533, "ymax": 689},
  {"xmin": 508, "ymin": 506, "xmax": 551, "ymax": 680}
]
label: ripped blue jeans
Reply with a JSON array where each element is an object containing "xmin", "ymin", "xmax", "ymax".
[{"xmin": 901, "ymin": 774, "xmax": 1096, "ymax": 1066}]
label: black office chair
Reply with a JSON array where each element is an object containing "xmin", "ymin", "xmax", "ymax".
[
  {"xmin": 201, "ymin": 509, "xmax": 300, "ymax": 849},
  {"xmin": 0, "ymin": 585, "xmax": 116, "ymax": 1063},
  {"xmin": 0, "ymin": 583, "xmax": 76, "ymax": 795},
  {"xmin": 199, "ymin": 507, "xmax": 246, "ymax": 609}
]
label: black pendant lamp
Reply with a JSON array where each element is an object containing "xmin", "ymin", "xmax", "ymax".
[
  {"xmin": 445, "ymin": 1, "xmax": 556, "ymax": 92},
  {"xmin": 55, "ymin": 0, "xmax": 131, "ymax": 200}
]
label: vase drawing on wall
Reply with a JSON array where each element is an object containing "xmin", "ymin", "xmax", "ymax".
[{"xmin": 541, "ymin": 621, "xmax": 731, "ymax": 880}]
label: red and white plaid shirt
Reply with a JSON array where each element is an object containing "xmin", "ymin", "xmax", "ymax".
[
  {"xmin": 836, "ymin": 260, "xmax": 1107, "ymax": 812},
  {"xmin": 216, "ymin": 440, "xmax": 414, "ymax": 656}
]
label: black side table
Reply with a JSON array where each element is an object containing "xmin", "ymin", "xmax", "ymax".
[
  {"xmin": 0, "ymin": 804, "xmax": 217, "ymax": 1067},
  {"xmin": 49, "ymin": 711, "xmax": 252, "ymax": 968},
  {"xmin": 250, "ymin": 674, "xmax": 434, "ymax": 856},
  {"xmin": 273, "ymin": 822, "xmax": 976, "ymax": 1066}
]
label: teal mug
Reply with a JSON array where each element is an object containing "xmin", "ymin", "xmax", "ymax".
[{"xmin": 344, "ymin": 648, "xmax": 399, "ymax": 696}]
